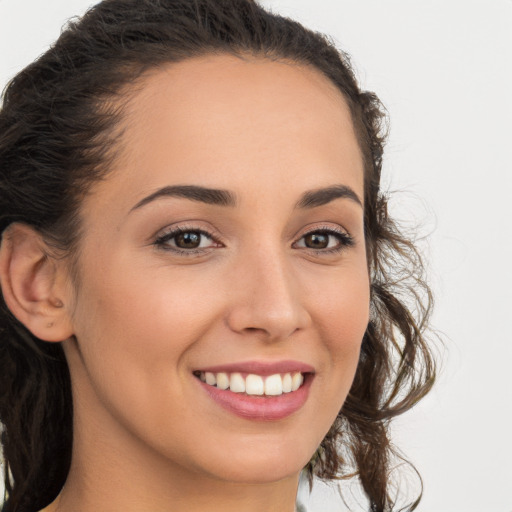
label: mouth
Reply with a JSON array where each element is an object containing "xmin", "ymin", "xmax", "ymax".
[
  {"xmin": 193, "ymin": 370, "xmax": 306, "ymax": 396},
  {"xmin": 192, "ymin": 362, "xmax": 314, "ymax": 421}
]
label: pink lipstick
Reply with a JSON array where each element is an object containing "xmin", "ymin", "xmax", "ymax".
[{"xmin": 194, "ymin": 360, "xmax": 314, "ymax": 421}]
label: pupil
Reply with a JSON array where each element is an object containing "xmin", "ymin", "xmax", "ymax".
[
  {"xmin": 176, "ymin": 232, "xmax": 200, "ymax": 248},
  {"xmin": 305, "ymin": 233, "xmax": 328, "ymax": 249}
]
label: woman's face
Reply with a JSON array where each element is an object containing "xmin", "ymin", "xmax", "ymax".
[{"xmin": 63, "ymin": 54, "xmax": 370, "ymax": 484}]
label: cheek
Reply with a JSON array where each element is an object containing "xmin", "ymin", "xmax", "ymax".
[
  {"xmin": 308, "ymin": 263, "xmax": 370, "ymax": 390},
  {"xmin": 312, "ymin": 261, "xmax": 369, "ymax": 340},
  {"xmin": 67, "ymin": 261, "xmax": 227, "ymax": 450},
  {"xmin": 326, "ymin": 284, "xmax": 369, "ymax": 359},
  {"xmin": 72, "ymin": 263, "xmax": 220, "ymax": 370},
  {"xmin": 68, "ymin": 250, "xmax": 242, "ymax": 430}
]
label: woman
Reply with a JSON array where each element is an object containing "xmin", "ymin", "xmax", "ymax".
[{"xmin": 0, "ymin": 1, "xmax": 435, "ymax": 511}]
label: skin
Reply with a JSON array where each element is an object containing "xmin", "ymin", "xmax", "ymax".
[{"xmin": 37, "ymin": 54, "xmax": 370, "ymax": 512}]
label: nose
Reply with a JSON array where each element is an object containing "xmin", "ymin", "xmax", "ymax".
[{"xmin": 225, "ymin": 250, "xmax": 311, "ymax": 341}]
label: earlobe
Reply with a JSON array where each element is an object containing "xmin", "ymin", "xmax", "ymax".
[{"xmin": 0, "ymin": 223, "xmax": 74, "ymax": 342}]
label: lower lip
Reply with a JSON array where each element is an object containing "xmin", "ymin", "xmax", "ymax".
[{"xmin": 197, "ymin": 375, "xmax": 313, "ymax": 421}]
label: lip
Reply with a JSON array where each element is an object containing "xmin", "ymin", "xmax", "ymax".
[
  {"xmin": 194, "ymin": 360, "xmax": 315, "ymax": 376},
  {"xmin": 194, "ymin": 360, "xmax": 315, "ymax": 421}
]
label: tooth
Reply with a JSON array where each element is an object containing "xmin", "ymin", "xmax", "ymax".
[
  {"xmin": 245, "ymin": 374, "xmax": 264, "ymax": 395},
  {"xmin": 205, "ymin": 372, "xmax": 216, "ymax": 386},
  {"xmin": 282, "ymin": 373, "xmax": 292, "ymax": 393},
  {"xmin": 230, "ymin": 373, "xmax": 245, "ymax": 393},
  {"xmin": 216, "ymin": 372, "xmax": 230, "ymax": 390},
  {"xmin": 199, "ymin": 372, "xmax": 206, "ymax": 382},
  {"xmin": 291, "ymin": 372, "xmax": 303, "ymax": 391},
  {"xmin": 264, "ymin": 374, "xmax": 283, "ymax": 396}
]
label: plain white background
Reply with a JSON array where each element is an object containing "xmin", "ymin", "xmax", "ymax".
[{"xmin": 1, "ymin": 1, "xmax": 511, "ymax": 511}]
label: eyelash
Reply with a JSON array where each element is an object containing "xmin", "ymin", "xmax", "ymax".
[
  {"xmin": 153, "ymin": 226, "xmax": 220, "ymax": 256},
  {"xmin": 295, "ymin": 226, "xmax": 355, "ymax": 254},
  {"xmin": 153, "ymin": 225, "xmax": 354, "ymax": 256}
]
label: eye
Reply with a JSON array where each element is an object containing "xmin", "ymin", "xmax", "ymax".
[
  {"xmin": 173, "ymin": 231, "xmax": 206, "ymax": 249},
  {"xmin": 154, "ymin": 227, "xmax": 220, "ymax": 253},
  {"xmin": 294, "ymin": 228, "xmax": 354, "ymax": 253}
]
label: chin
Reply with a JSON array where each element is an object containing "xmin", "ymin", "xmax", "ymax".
[
  {"xmin": 196, "ymin": 440, "xmax": 316, "ymax": 484},
  {"xmin": 213, "ymin": 463, "xmax": 306, "ymax": 485}
]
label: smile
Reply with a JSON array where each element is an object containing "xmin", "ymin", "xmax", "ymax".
[
  {"xmin": 194, "ymin": 371, "xmax": 305, "ymax": 396},
  {"xmin": 193, "ymin": 362, "xmax": 314, "ymax": 421}
]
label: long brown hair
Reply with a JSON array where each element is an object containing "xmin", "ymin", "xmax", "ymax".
[{"xmin": 0, "ymin": 1, "xmax": 436, "ymax": 510}]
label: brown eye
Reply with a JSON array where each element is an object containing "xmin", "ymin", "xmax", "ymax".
[
  {"xmin": 175, "ymin": 231, "xmax": 202, "ymax": 249},
  {"xmin": 303, "ymin": 232, "xmax": 329, "ymax": 249},
  {"xmin": 154, "ymin": 228, "xmax": 218, "ymax": 253},
  {"xmin": 294, "ymin": 228, "xmax": 354, "ymax": 253}
]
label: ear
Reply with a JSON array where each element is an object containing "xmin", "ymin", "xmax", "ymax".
[{"xmin": 0, "ymin": 223, "xmax": 74, "ymax": 342}]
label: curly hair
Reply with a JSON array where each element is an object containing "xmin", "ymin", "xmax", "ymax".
[{"xmin": 0, "ymin": 1, "xmax": 436, "ymax": 511}]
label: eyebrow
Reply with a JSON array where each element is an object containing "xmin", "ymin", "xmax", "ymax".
[
  {"xmin": 295, "ymin": 185, "xmax": 362, "ymax": 209},
  {"xmin": 131, "ymin": 185, "xmax": 237, "ymax": 211},
  {"xmin": 130, "ymin": 183, "xmax": 362, "ymax": 212}
]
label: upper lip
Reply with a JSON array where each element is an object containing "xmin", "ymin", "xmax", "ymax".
[{"xmin": 194, "ymin": 360, "xmax": 315, "ymax": 376}]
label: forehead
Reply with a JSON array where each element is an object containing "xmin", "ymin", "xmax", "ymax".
[{"xmin": 87, "ymin": 54, "xmax": 364, "ymax": 214}]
